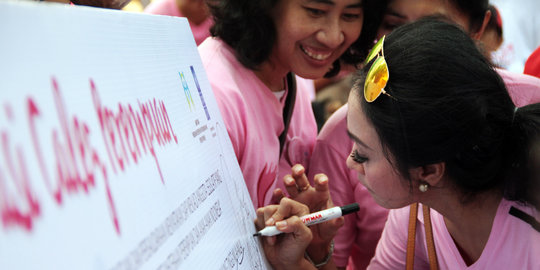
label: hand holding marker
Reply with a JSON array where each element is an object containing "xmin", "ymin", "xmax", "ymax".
[{"xmin": 253, "ymin": 203, "xmax": 360, "ymax": 237}]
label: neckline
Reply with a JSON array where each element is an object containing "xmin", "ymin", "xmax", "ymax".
[{"xmin": 436, "ymin": 199, "xmax": 507, "ymax": 268}]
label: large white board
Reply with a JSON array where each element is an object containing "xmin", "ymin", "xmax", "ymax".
[{"xmin": 0, "ymin": 1, "xmax": 269, "ymax": 269}]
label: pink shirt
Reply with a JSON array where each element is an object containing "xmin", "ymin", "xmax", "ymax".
[
  {"xmin": 498, "ymin": 68, "xmax": 540, "ymax": 107},
  {"xmin": 308, "ymin": 69, "xmax": 540, "ymax": 269},
  {"xmin": 198, "ymin": 38, "xmax": 317, "ymax": 208},
  {"xmin": 144, "ymin": 0, "xmax": 212, "ymax": 46},
  {"xmin": 369, "ymin": 200, "xmax": 540, "ymax": 269}
]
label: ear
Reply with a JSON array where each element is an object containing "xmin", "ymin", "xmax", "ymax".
[
  {"xmin": 409, "ymin": 162, "xmax": 445, "ymax": 187},
  {"xmin": 471, "ymin": 10, "xmax": 491, "ymax": 40}
]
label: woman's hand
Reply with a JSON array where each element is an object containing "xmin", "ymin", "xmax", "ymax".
[
  {"xmin": 272, "ymin": 164, "xmax": 343, "ymax": 263},
  {"xmin": 277, "ymin": 165, "xmax": 343, "ymax": 244},
  {"xmin": 284, "ymin": 164, "xmax": 332, "ymax": 211},
  {"xmin": 255, "ymin": 198, "xmax": 315, "ymax": 270}
]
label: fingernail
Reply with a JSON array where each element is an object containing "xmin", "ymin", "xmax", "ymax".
[
  {"xmin": 320, "ymin": 175, "xmax": 328, "ymax": 184},
  {"xmin": 266, "ymin": 218, "xmax": 275, "ymax": 226},
  {"xmin": 285, "ymin": 177, "xmax": 293, "ymax": 185},
  {"xmin": 276, "ymin": 220, "xmax": 287, "ymax": 230}
]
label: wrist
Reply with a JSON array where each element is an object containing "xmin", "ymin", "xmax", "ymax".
[
  {"xmin": 277, "ymin": 258, "xmax": 317, "ymax": 270},
  {"xmin": 305, "ymin": 240, "xmax": 334, "ymax": 269},
  {"xmin": 306, "ymin": 240, "xmax": 332, "ymax": 262}
]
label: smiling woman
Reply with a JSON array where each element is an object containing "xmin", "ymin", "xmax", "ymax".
[
  {"xmin": 197, "ymin": 0, "xmax": 386, "ymax": 209},
  {"xmin": 269, "ymin": 0, "xmax": 364, "ymax": 80}
]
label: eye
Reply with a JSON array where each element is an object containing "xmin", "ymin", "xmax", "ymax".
[
  {"xmin": 381, "ymin": 22, "xmax": 399, "ymax": 31},
  {"xmin": 342, "ymin": 13, "xmax": 361, "ymax": 22},
  {"xmin": 350, "ymin": 150, "xmax": 368, "ymax": 163},
  {"xmin": 379, "ymin": 16, "xmax": 406, "ymax": 32},
  {"xmin": 304, "ymin": 7, "xmax": 326, "ymax": 17}
]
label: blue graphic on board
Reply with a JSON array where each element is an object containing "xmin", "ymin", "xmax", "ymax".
[{"xmin": 190, "ymin": 66, "xmax": 210, "ymax": 120}]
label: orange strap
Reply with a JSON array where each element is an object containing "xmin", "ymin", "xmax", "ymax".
[
  {"xmin": 406, "ymin": 203, "xmax": 418, "ymax": 270},
  {"xmin": 406, "ymin": 203, "xmax": 439, "ymax": 270},
  {"xmin": 423, "ymin": 205, "xmax": 439, "ymax": 270}
]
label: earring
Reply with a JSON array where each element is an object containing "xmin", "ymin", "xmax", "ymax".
[{"xmin": 419, "ymin": 183, "xmax": 429, "ymax": 192}]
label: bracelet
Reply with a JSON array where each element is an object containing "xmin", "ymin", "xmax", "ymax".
[{"xmin": 305, "ymin": 240, "xmax": 334, "ymax": 269}]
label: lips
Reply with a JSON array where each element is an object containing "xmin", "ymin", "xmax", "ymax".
[{"xmin": 300, "ymin": 45, "xmax": 332, "ymax": 61}]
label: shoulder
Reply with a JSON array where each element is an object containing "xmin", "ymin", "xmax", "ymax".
[
  {"xmin": 198, "ymin": 38, "xmax": 232, "ymax": 67},
  {"xmin": 198, "ymin": 38, "xmax": 241, "ymax": 70},
  {"xmin": 318, "ymin": 104, "xmax": 349, "ymax": 139},
  {"xmin": 501, "ymin": 199, "xmax": 540, "ymax": 235},
  {"xmin": 314, "ymin": 104, "xmax": 351, "ymax": 154},
  {"xmin": 309, "ymin": 104, "xmax": 350, "ymax": 167},
  {"xmin": 497, "ymin": 68, "xmax": 540, "ymax": 107},
  {"xmin": 367, "ymin": 206, "xmax": 412, "ymax": 269},
  {"xmin": 489, "ymin": 200, "xmax": 540, "ymax": 268},
  {"xmin": 309, "ymin": 104, "xmax": 351, "ymax": 174},
  {"xmin": 198, "ymin": 38, "xmax": 246, "ymax": 96},
  {"xmin": 498, "ymin": 68, "xmax": 540, "ymax": 89},
  {"xmin": 198, "ymin": 39, "xmax": 248, "ymax": 115}
]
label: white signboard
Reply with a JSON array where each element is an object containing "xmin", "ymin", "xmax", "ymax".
[{"xmin": 0, "ymin": 1, "xmax": 269, "ymax": 269}]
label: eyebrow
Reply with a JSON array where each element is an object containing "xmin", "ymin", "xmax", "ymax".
[
  {"xmin": 347, "ymin": 130, "xmax": 371, "ymax": 150},
  {"xmin": 306, "ymin": 0, "xmax": 363, "ymax": 8}
]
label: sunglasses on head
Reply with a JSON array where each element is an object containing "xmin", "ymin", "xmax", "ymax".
[{"xmin": 364, "ymin": 36, "xmax": 393, "ymax": 103}]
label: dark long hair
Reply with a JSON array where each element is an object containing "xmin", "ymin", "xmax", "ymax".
[
  {"xmin": 206, "ymin": 0, "xmax": 387, "ymax": 77},
  {"xmin": 354, "ymin": 17, "xmax": 540, "ymax": 207}
]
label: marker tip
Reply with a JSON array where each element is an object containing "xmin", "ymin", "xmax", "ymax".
[{"xmin": 252, "ymin": 232, "xmax": 261, "ymax": 237}]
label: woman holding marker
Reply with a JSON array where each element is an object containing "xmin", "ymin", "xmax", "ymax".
[
  {"xmin": 198, "ymin": 0, "xmax": 386, "ymax": 208},
  {"xmin": 255, "ymin": 18, "xmax": 540, "ymax": 270},
  {"xmin": 305, "ymin": 0, "xmax": 540, "ymax": 269},
  {"xmin": 254, "ymin": 203, "xmax": 359, "ymax": 237}
]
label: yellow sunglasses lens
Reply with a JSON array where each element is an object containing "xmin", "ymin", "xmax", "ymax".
[
  {"xmin": 364, "ymin": 56, "xmax": 389, "ymax": 102},
  {"xmin": 365, "ymin": 36, "xmax": 385, "ymax": 64}
]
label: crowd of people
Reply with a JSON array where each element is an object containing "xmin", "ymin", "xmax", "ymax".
[
  {"xmin": 44, "ymin": 0, "xmax": 540, "ymax": 268},
  {"xmin": 151, "ymin": 0, "xmax": 539, "ymax": 269}
]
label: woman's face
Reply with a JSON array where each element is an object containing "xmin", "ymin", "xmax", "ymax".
[
  {"xmin": 345, "ymin": 92, "xmax": 417, "ymax": 209},
  {"xmin": 377, "ymin": 0, "xmax": 471, "ymax": 38},
  {"xmin": 271, "ymin": 0, "xmax": 364, "ymax": 79}
]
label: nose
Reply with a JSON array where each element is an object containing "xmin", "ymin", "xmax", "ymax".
[{"xmin": 316, "ymin": 21, "xmax": 345, "ymax": 49}]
